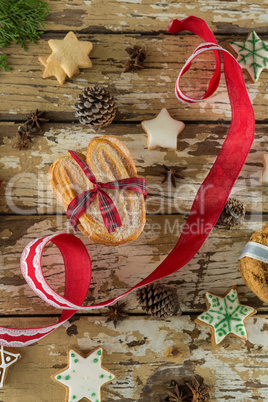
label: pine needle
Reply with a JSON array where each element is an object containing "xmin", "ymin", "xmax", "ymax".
[{"xmin": 0, "ymin": 0, "xmax": 49, "ymax": 70}]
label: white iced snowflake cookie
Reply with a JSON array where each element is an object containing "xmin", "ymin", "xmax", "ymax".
[
  {"xmin": 195, "ymin": 286, "xmax": 256, "ymax": 346},
  {"xmin": 0, "ymin": 345, "xmax": 21, "ymax": 388},
  {"xmin": 52, "ymin": 347, "xmax": 116, "ymax": 402},
  {"xmin": 228, "ymin": 31, "xmax": 268, "ymax": 83},
  {"xmin": 141, "ymin": 108, "xmax": 185, "ymax": 150}
]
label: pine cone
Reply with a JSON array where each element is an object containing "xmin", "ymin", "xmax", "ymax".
[
  {"xmin": 137, "ymin": 284, "xmax": 181, "ymax": 318},
  {"xmin": 217, "ymin": 198, "xmax": 245, "ymax": 227},
  {"xmin": 75, "ymin": 85, "xmax": 116, "ymax": 128}
]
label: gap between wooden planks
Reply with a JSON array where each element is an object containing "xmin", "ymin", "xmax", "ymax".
[
  {"xmin": 0, "ymin": 33, "xmax": 267, "ymax": 121},
  {"xmin": 43, "ymin": 0, "xmax": 268, "ymax": 34},
  {"xmin": 0, "ymin": 1, "xmax": 268, "ymax": 401},
  {"xmin": 0, "ymin": 316, "xmax": 267, "ymax": 401},
  {"xmin": 0, "ymin": 120, "xmax": 267, "ymax": 313},
  {"xmin": 0, "ymin": 123, "xmax": 267, "ymax": 214},
  {"xmin": 0, "ymin": 214, "xmax": 267, "ymax": 315}
]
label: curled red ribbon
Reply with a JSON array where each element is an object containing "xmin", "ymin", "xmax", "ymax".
[
  {"xmin": 66, "ymin": 150, "xmax": 147, "ymax": 233},
  {"xmin": 0, "ymin": 16, "xmax": 255, "ymax": 346}
]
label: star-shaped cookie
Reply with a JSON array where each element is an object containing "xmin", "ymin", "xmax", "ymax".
[
  {"xmin": 196, "ymin": 286, "xmax": 256, "ymax": 345},
  {"xmin": 39, "ymin": 31, "xmax": 93, "ymax": 84},
  {"xmin": 141, "ymin": 108, "xmax": 185, "ymax": 150},
  {"xmin": 52, "ymin": 347, "xmax": 116, "ymax": 402},
  {"xmin": 260, "ymin": 154, "xmax": 268, "ymax": 184},
  {"xmin": 0, "ymin": 345, "xmax": 21, "ymax": 388},
  {"xmin": 228, "ymin": 31, "xmax": 268, "ymax": 83}
]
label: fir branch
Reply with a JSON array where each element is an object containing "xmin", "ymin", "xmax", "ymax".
[
  {"xmin": 0, "ymin": 0, "xmax": 49, "ymax": 70},
  {"xmin": 0, "ymin": 54, "xmax": 11, "ymax": 71}
]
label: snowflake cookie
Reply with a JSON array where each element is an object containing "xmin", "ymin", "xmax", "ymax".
[
  {"xmin": 196, "ymin": 286, "xmax": 256, "ymax": 345},
  {"xmin": 52, "ymin": 347, "xmax": 116, "ymax": 402},
  {"xmin": 0, "ymin": 345, "xmax": 21, "ymax": 388},
  {"xmin": 228, "ymin": 31, "xmax": 268, "ymax": 83}
]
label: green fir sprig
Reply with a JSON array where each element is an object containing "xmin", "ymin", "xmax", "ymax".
[
  {"xmin": 0, "ymin": 54, "xmax": 11, "ymax": 71},
  {"xmin": 0, "ymin": 0, "xmax": 49, "ymax": 70}
]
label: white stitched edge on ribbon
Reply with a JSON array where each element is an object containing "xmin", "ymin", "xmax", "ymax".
[
  {"xmin": 21, "ymin": 234, "xmax": 126, "ymax": 312},
  {"xmin": 33, "ymin": 236, "xmax": 77, "ymax": 309},
  {"xmin": 239, "ymin": 241, "xmax": 268, "ymax": 264},
  {"xmin": 23, "ymin": 235, "xmax": 66, "ymax": 309},
  {"xmin": 175, "ymin": 42, "xmax": 237, "ymax": 105}
]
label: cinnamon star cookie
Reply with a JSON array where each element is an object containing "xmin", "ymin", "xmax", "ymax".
[{"xmin": 39, "ymin": 31, "xmax": 93, "ymax": 84}]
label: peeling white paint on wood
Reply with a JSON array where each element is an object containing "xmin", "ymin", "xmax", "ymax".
[
  {"xmin": 43, "ymin": 0, "xmax": 268, "ymax": 32},
  {"xmin": 0, "ymin": 34, "xmax": 267, "ymax": 121},
  {"xmin": 0, "ymin": 214, "xmax": 266, "ymax": 314},
  {"xmin": 0, "ymin": 316, "xmax": 267, "ymax": 401},
  {"xmin": 0, "ymin": 123, "xmax": 267, "ymax": 214},
  {"xmin": 0, "ymin": 1, "xmax": 268, "ymax": 400}
]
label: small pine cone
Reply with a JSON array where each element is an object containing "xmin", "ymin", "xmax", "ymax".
[
  {"xmin": 137, "ymin": 284, "xmax": 181, "ymax": 319},
  {"xmin": 217, "ymin": 197, "xmax": 245, "ymax": 227},
  {"xmin": 75, "ymin": 85, "xmax": 116, "ymax": 128}
]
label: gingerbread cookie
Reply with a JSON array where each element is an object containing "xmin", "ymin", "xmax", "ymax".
[
  {"xmin": 227, "ymin": 31, "xmax": 268, "ymax": 83},
  {"xmin": 49, "ymin": 135, "xmax": 146, "ymax": 246},
  {"xmin": 39, "ymin": 31, "xmax": 92, "ymax": 84},
  {"xmin": 0, "ymin": 345, "xmax": 21, "ymax": 388},
  {"xmin": 141, "ymin": 108, "xmax": 185, "ymax": 150},
  {"xmin": 52, "ymin": 347, "xmax": 115, "ymax": 402},
  {"xmin": 196, "ymin": 287, "xmax": 256, "ymax": 345},
  {"xmin": 239, "ymin": 224, "xmax": 268, "ymax": 303}
]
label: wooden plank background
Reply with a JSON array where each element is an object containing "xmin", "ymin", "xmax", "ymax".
[{"xmin": 0, "ymin": 0, "xmax": 268, "ymax": 401}]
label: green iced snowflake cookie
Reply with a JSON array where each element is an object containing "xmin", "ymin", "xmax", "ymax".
[
  {"xmin": 229, "ymin": 30, "xmax": 268, "ymax": 83},
  {"xmin": 196, "ymin": 287, "xmax": 256, "ymax": 345}
]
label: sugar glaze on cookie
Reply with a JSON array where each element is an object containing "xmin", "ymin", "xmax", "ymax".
[
  {"xmin": 52, "ymin": 347, "xmax": 115, "ymax": 402},
  {"xmin": 196, "ymin": 287, "xmax": 256, "ymax": 345},
  {"xmin": 229, "ymin": 31, "xmax": 268, "ymax": 83}
]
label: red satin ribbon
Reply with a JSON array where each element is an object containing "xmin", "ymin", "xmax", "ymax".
[{"xmin": 0, "ymin": 16, "xmax": 255, "ymax": 346}]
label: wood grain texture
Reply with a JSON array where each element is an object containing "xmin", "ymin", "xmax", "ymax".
[
  {"xmin": 0, "ymin": 123, "xmax": 267, "ymax": 214},
  {"xmin": 0, "ymin": 34, "xmax": 267, "ymax": 121},
  {"xmin": 0, "ymin": 214, "xmax": 267, "ymax": 315},
  {"xmin": 0, "ymin": 1, "xmax": 268, "ymax": 399},
  {"xmin": 0, "ymin": 315, "xmax": 267, "ymax": 402},
  {"xmin": 44, "ymin": 0, "xmax": 268, "ymax": 34}
]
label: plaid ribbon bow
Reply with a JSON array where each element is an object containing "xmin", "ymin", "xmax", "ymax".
[{"xmin": 66, "ymin": 150, "xmax": 147, "ymax": 233}]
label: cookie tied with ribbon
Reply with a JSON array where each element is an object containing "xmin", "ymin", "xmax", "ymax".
[{"xmin": 49, "ymin": 136, "xmax": 147, "ymax": 246}]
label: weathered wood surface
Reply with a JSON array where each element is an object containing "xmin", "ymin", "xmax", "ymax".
[
  {"xmin": 0, "ymin": 34, "xmax": 267, "ymax": 121},
  {"xmin": 0, "ymin": 315, "xmax": 268, "ymax": 402},
  {"xmin": 1, "ymin": 1, "xmax": 268, "ymax": 401},
  {"xmin": 44, "ymin": 0, "xmax": 268, "ymax": 34},
  {"xmin": 0, "ymin": 214, "xmax": 267, "ymax": 315},
  {"xmin": 0, "ymin": 123, "xmax": 267, "ymax": 214}
]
